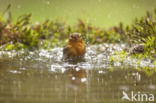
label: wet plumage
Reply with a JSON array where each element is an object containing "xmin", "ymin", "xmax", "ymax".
[{"xmin": 63, "ymin": 33, "xmax": 85, "ymax": 60}]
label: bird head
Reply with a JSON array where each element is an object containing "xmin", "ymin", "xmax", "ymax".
[{"xmin": 69, "ymin": 33, "xmax": 83, "ymax": 42}]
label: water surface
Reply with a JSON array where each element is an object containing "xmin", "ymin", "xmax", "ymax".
[{"xmin": 0, "ymin": 44, "xmax": 156, "ymax": 103}]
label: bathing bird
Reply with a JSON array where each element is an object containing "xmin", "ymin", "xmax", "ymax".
[{"xmin": 63, "ymin": 33, "xmax": 85, "ymax": 61}]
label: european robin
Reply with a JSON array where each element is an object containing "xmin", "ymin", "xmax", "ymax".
[{"xmin": 63, "ymin": 33, "xmax": 85, "ymax": 60}]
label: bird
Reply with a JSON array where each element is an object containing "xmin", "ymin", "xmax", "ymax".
[{"xmin": 63, "ymin": 33, "xmax": 85, "ymax": 61}]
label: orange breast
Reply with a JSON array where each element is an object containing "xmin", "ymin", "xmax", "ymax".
[{"xmin": 68, "ymin": 41, "xmax": 85, "ymax": 58}]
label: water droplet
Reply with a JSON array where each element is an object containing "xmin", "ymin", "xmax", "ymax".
[{"xmin": 81, "ymin": 78, "xmax": 87, "ymax": 82}]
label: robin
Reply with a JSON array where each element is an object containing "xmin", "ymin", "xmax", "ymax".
[{"xmin": 63, "ymin": 33, "xmax": 86, "ymax": 60}]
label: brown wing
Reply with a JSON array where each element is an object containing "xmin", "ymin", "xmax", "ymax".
[
  {"xmin": 63, "ymin": 46, "xmax": 68, "ymax": 60},
  {"xmin": 63, "ymin": 45, "xmax": 72, "ymax": 60}
]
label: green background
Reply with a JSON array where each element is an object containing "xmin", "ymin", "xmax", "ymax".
[{"xmin": 0, "ymin": 0, "xmax": 156, "ymax": 27}]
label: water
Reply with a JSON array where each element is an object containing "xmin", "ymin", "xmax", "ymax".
[{"xmin": 0, "ymin": 44, "xmax": 156, "ymax": 103}]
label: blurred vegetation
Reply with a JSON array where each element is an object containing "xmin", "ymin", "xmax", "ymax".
[
  {"xmin": 0, "ymin": 5, "xmax": 127, "ymax": 50},
  {"xmin": 0, "ymin": 5, "xmax": 156, "ymax": 58},
  {"xmin": 126, "ymin": 10, "xmax": 156, "ymax": 58}
]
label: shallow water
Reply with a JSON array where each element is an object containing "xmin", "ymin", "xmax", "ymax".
[{"xmin": 0, "ymin": 44, "xmax": 156, "ymax": 103}]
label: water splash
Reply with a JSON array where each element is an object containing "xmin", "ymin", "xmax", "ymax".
[{"xmin": 0, "ymin": 44, "xmax": 155, "ymax": 73}]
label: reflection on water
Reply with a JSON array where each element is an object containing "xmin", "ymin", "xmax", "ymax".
[{"xmin": 0, "ymin": 44, "xmax": 156, "ymax": 103}]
